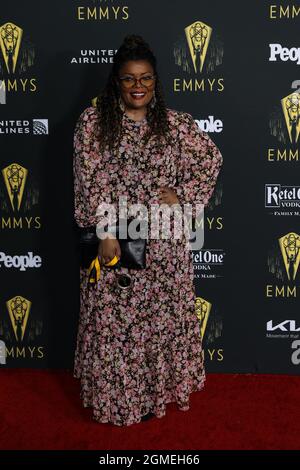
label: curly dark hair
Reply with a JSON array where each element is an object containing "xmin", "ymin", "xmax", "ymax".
[{"xmin": 96, "ymin": 34, "xmax": 172, "ymax": 153}]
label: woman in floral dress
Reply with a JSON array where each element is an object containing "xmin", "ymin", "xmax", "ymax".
[{"xmin": 73, "ymin": 34, "xmax": 223, "ymax": 426}]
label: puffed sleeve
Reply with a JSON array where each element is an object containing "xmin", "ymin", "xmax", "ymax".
[
  {"xmin": 73, "ymin": 106, "xmax": 117, "ymax": 229},
  {"xmin": 174, "ymin": 112, "xmax": 223, "ymax": 219}
]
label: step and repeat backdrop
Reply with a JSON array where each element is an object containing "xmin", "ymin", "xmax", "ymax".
[{"xmin": 0, "ymin": 0, "xmax": 299, "ymax": 373}]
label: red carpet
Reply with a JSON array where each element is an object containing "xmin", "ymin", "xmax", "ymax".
[{"xmin": 1, "ymin": 370, "xmax": 300, "ymax": 450}]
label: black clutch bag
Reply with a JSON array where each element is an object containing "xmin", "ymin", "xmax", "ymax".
[{"xmin": 78, "ymin": 218, "xmax": 147, "ymax": 270}]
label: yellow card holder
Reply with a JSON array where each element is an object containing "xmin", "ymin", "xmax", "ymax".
[{"xmin": 87, "ymin": 255, "xmax": 120, "ymax": 284}]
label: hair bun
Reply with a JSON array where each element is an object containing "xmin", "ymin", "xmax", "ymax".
[{"xmin": 123, "ymin": 34, "xmax": 149, "ymax": 50}]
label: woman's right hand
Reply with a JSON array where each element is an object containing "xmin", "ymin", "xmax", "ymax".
[{"xmin": 98, "ymin": 233, "xmax": 121, "ymax": 265}]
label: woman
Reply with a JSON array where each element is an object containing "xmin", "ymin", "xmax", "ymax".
[{"xmin": 73, "ymin": 34, "xmax": 223, "ymax": 426}]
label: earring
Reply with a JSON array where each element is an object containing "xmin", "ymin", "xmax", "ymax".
[
  {"xmin": 118, "ymin": 96, "xmax": 125, "ymax": 112},
  {"xmin": 150, "ymin": 90, "xmax": 156, "ymax": 109}
]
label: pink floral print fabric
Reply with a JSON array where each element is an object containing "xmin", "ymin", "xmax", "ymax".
[{"xmin": 73, "ymin": 106, "xmax": 223, "ymax": 426}]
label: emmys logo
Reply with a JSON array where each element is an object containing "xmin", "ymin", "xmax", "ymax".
[
  {"xmin": 266, "ymin": 232, "xmax": 300, "ymax": 299},
  {"xmin": 185, "ymin": 21, "xmax": 212, "ymax": 74},
  {"xmin": 3, "ymin": 296, "xmax": 44, "ymax": 360},
  {"xmin": 268, "ymin": 81, "xmax": 300, "ymax": 161},
  {"xmin": 6, "ymin": 296, "xmax": 31, "ymax": 342},
  {"xmin": 0, "ymin": 22, "xmax": 24, "ymax": 74},
  {"xmin": 195, "ymin": 297, "xmax": 223, "ymax": 351},
  {"xmin": 0, "ymin": 162, "xmax": 41, "ymax": 229},
  {"xmin": 269, "ymin": 4, "xmax": 300, "ymax": 20},
  {"xmin": 195, "ymin": 297, "xmax": 211, "ymax": 340},
  {"xmin": 173, "ymin": 21, "xmax": 224, "ymax": 93},
  {"xmin": 281, "ymin": 90, "xmax": 300, "ymax": 144},
  {"xmin": 2, "ymin": 163, "xmax": 28, "ymax": 212},
  {"xmin": 279, "ymin": 232, "xmax": 300, "ymax": 282},
  {"xmin": 0, "ymin": 22, "xmax": 37, "ymax": 102},
  {"xmin": 76, "ymin": 0, "xmax": 129, "ymax": 21},
  {"xmin": 0, "ymin": 21, "xmax": 35, "ymax": 74}
]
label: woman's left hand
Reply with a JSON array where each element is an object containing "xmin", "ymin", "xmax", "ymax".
[{"xmin": 158, "ymin": 186, "xmax": 180, "ymax": 206}]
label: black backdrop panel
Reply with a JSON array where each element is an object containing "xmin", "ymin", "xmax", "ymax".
[{"xmin": 1, "ymin": 1, "xmax": 300, "ymax": 373}]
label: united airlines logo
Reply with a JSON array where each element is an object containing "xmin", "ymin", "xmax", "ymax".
[
  {"xmin": 0, "ymin": 119, "xmax": 49, "ymax": 135},
  {"xmin": 32, "ymin": 119, "xmax": 48, "ymax": 135},
  {"xmin": 6, "ymin": 296, "xmax": 31, "ymax": 342},
  {"xmin": 70, "ymin": 49, "xmax": 117, "ymax": 65}
]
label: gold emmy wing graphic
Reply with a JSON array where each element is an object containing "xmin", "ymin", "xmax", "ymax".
[
  {"xmin": 278, "ymin": 232, "xmax": 300, "ymax": 281},
  {"xmin": 281, "ymin": 91, "xmax": 300, "ymax": 144},
  {"xmin": 0, "ymin": 22, "xmax": 23, "ymax": 74},
  {"xmin": 195, "ymin": 297, "xmax": 212, "ymax": 339},
  {"xmin": 6, "ymin": 296, "xmax": 31, "ymax": 342},
  {"xmin": 2, "ymin": 163, "xmax": 28, "ymax": 212},
  {"xmin": 185, "ymin": 21, "xmax": 212, "ymax": 73}
]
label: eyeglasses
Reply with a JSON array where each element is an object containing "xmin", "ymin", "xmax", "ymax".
[{"xmin": 118, "ymin": 74, "xmax": 156, "ymax": 89}]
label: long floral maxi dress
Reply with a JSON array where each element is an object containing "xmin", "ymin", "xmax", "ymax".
[{"xmin": 73, "ymin": 105, "xmax": 223, "ymax": 426}]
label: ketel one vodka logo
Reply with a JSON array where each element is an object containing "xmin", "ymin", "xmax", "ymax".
[
  {"xmin": 195, "ymin": 297, "xmax": 212, "ymax": 339},
  {"xmin": 2, "ymin": 163, "xmax": 28, "ymax": 212},
  {"xmin": 279, "ymin": 232, "xmax": 300, "ymax": 282},
  {"xmin": 265, "ymin": 184, "xmax": 300, "ymax": 216},
  {"xmin": 6, "ymin": 296, "xmax": 31, "ymax": 342}
]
